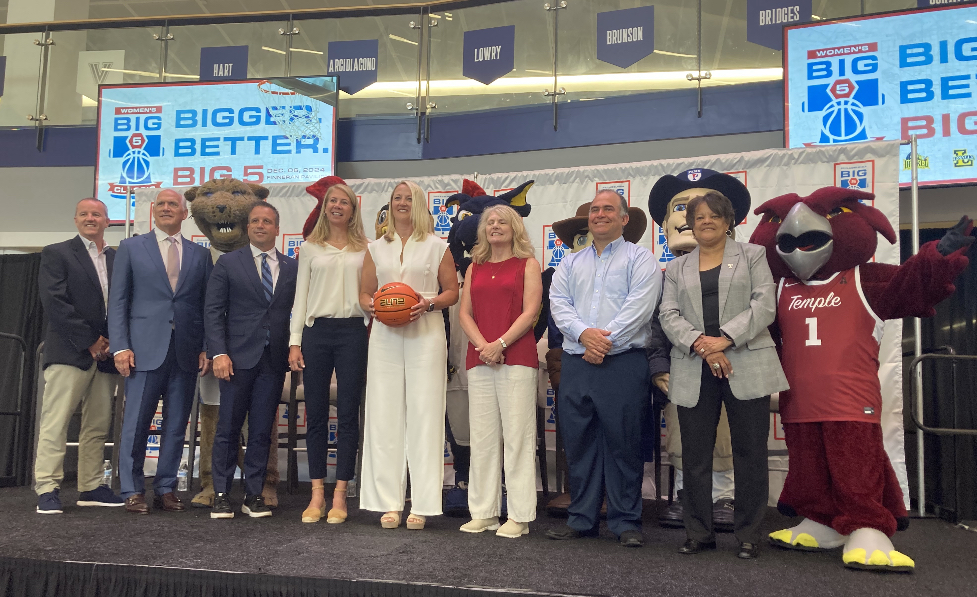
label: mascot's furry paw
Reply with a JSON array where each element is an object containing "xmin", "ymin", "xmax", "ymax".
[
  {"xmin": 769, "ymin": 518, "xmax": 848, "ymax": 551},
  {"xmin": 842, "ymin": 528, "xmax": 915, "ymax": 573}
]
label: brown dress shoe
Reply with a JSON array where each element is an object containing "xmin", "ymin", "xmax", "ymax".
[
  {"xmin": 125, "ymin": 494, "xmax": 150, "ymax": 515},
  {"xmin": 153, "ymin": 492, "xmax": 187, "ymax": 512}
]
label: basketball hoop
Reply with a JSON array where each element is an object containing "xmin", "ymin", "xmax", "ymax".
[{"xmin": 257, "ymin": 80, "xmax": 321, "ymax": 141}]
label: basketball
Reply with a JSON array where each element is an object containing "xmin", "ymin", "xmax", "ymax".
[{"xmin": 373, "ymin": 282, "xmax": 420, "ymax": 327}]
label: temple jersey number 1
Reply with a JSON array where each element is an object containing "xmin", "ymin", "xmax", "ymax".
[{"xmin": 805, "ymin": 317, "xmax": 822, "ymax": 347}]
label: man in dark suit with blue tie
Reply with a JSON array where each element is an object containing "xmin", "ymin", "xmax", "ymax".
[
  {"xmin": 109, "ymin": 189, "xmax": 213, "ymax": 514},
  {"xmin": 205, "ymin": 202, "xmax": 297, "ymax": 519}
]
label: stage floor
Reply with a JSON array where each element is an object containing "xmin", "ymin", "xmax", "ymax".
[{"xmin": 1, "ymin": 484, "xmax": 975, "ymax": 597}]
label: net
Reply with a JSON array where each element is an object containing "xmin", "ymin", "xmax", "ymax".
[{"xmin": 257, "ymin": 80, "xmax": 322, "ymax": 141}]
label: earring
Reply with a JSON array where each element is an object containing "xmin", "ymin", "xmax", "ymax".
[{"xmin": 725, "ymin": 229, "xmax": 732, "ymax": 237}]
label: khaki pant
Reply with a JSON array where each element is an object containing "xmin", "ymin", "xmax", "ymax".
[
  {"xmin": 664, "ymin": 402, "xmax": 733, "ymax": 471},
  {"xmin": 34, "ymin": 363, "xmax": 117, "ymax": 495}
]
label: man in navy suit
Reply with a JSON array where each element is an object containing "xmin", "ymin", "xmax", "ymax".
[
  {"xmin": 109, "ymin": 189, "xmax": 213, "ymax": 514},
  {"xmin": 34, "ymin": 198, "xmax": 123, "ymax": 513},
  {"xmin": 205, "ymin": 202, "xmax": 296, "ymax": 519}
]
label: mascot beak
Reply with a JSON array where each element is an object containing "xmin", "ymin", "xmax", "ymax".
[{"xmin": 775, "ymin": 202, "xmax": 834, "ymax": 281}]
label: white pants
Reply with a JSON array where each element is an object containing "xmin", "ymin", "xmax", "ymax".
[
  {"xmin": 360, "ymin": 312, "xmax": 447, "ymax": 516},
  {"xmin": 467, "ymin": 364, "xmax": 538, "ymax": 522}
]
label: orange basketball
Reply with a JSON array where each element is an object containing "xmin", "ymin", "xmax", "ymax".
[{"xmin": 373, "ymin": 282, "xmax": 420, "ymax": 327}]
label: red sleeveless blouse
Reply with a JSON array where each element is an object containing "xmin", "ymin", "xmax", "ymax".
[{"xmin": 465, "ymin": 257, "xmax": 539, "ymax": 370}]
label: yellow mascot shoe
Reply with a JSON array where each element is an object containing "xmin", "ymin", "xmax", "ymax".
[
  {"xmin": 769, "ymin": 529, "xmax": 831, "ymax": 551},
  {"xmin": 843, "ymin": 548, "xmax": 915, "ymax": 573}
]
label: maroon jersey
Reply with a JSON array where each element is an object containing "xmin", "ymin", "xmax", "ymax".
[{"xmin": 777, "ymin": 266, "xmax": 885, "ymax": 424}]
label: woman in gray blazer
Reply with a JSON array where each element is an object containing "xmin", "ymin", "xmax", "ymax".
[{"xmin": 659, "ymin": 191, "xmax": 788, "ymax": 560}]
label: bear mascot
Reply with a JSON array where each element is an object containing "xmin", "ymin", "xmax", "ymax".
[
  {"xmin": 750, "ymin": 186, "xmax": 972, "ymax": 572},
  {"xmin": 185, "ymin": 177, "xmax": 281, "ymax": 508}
]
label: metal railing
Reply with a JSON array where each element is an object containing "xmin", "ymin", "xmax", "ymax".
[{"xmin": 907, "ymin": 352, "xmax": 977, "ymax": 520}]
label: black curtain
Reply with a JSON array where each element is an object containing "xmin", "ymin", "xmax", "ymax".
[
  {"xmin": 901, "ymin": 229, "xmax": 977, "ymax": 523},
  {"xmin": 0, "ymin": 556, "xmax": 495, "ymax": 597},
  {"xmin": 0, "ymin": 253, "xmax": 44, "ymax": 487}
]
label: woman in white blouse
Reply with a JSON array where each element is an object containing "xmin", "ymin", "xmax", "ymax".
[
  {"xmin": 359, "ymin": 180, "xmax": 459, "ymax": 530},
  {"xmin": 288, "ymin": 183, "xmax": 369, "ymax": 524}
]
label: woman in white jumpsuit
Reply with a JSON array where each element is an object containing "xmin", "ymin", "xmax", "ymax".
[{"xmin": 359, "ymin": 180, "xmax": 459, "ymax": 529}]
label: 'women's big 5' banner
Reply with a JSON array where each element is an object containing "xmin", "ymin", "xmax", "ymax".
[{"xmin": 135, "ymin": 141, "xmax": 905, "ymax": 505}]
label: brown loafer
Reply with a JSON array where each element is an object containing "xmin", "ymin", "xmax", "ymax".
[
  {"xmin": 153, "ymin": 492, "xmax": 187, "ymax": 512},
  {"xmin": 125, "ymin": 494, "xmax": 150, "ymax": 515}
]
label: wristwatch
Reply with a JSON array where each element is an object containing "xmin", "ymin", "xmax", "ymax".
[{"xmin": 427, "ymin": 300, "xmax": 436, "ymax": 312}]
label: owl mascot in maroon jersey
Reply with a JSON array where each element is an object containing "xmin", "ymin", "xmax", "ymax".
[{"xmin": 750, "ymin": 186, "xmax": 972, "ymax": 572}]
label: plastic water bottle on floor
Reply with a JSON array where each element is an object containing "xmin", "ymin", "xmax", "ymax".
[
  {"xmin": 101, "ymin": 460, "xmax": 112, "ymax": 487},
  {"xmin": 177, "ymin": 461, "xmax": 189, "ymax": 492},
  {"xmin": 347, "ymin": 476, "xmax": 357, "ymax": 499}
]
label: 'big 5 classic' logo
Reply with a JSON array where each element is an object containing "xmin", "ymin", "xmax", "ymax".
[{"xmin": 802, "ymin": 43, "xmax": 886, "ymax": 145}]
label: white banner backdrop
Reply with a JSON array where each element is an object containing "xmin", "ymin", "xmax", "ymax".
[{"xmin": 135, "ymin": 141, "xmax": 906, "ymax": 505}]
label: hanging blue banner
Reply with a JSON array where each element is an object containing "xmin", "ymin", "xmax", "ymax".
[
  {"xmin": 463, "ymin": 25, "xmax": 515, "ymax": 85},
  {"xmin": 199, "ymin": 45, "xmax": 249, "ymax": 81},
  {"xmin": 0, "ymin": 56, "xmax": 6, "ymax": 97},
  {"xmin": 596, "ymin": 6, "xmax": 655, "ymax": 69},
  {"xmin": 747, "ymin": 0, "xmax": 811, "ymax": 51},
  {"xmin": 918, "ymin": 0, "xmax": 975, "ymax": 6},
  {"xmin": 328, "ymin": 39, "xmax": 379, "ymax": 95}
]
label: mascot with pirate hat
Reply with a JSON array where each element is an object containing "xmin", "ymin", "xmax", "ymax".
[
  {"xmin": 750, "ymin": 187, "xmax": 972, "ymax": 572},
  {"xmin": 646, "ymin": 168, "xmax": 752, "ymax": 532},
  {"xmin": 543, "ymin": 198, "xmax": 648, "ymax": 516}
]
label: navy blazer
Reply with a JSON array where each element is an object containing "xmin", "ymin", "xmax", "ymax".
[
  {"xmin": 108, "ymin": 232, "xmax": 212, "ymax": 373},
  {"xmin": 204, "ymin": 246, "xmax": 297, "ymax": 373},
  {"xmin": 38, "ymin": 236, "xmax": 117, "ymax": 373}
]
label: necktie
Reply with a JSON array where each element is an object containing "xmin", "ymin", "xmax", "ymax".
[
  {"xmin": 261, "ymin": 253, "xmax": 273, "ymax": 346},
  {"xmin": 261, "ymin": 253, "xmax": 273, "ymax": 302},
  {"xmin": 166, "ymin": 237, "xmax": 180, "ymax": 292}
]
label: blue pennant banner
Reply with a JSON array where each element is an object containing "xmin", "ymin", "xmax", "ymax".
[
  {"xmin": 199, "ymin": 45, "xmax": 249, "ymax": 81},
  {"xmin": 596, "ymin": 6, "xmax": 655, "ymax": 69},
  {"xmin": 328, "ymin": 39, "xmax": 379, "ymax": 95},
  {"xmin": 463, "ymin": 25, "xmax": 515, "ymax": 85},
  {"xmin": 747, "ymin": 0, "xmax": 812, "ymax": 51}
]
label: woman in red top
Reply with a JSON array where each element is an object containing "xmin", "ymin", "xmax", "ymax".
[{"xmin": 457, "ymin": 204, "xmax": 543, "ymax": 539}]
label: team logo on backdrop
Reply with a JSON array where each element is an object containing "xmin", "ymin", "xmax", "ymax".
[
  {"xmin": 543, "ymin": 226, "xmax": 567, "ymax": 268},
  {"xmin": 953, "ymin": 149, "xmax": 975, "ymax": 167},
  {"xmin": 658, "ymin": 225, "xmax": 675, "ymax": 265},
  {"xmin": 429, "ymin": 191, "xmax": 457, "ymax": 239},
  {"xmin": 903, "ymin": 152, "xmax": 930, "ymax": 170},
  {"xmin": 281, "ymin": 234, "xmax": 304, "ymax": 258},
  {"xmin": 191, "ymin": 235, "xmax": 211, "ymax": 249},
  {"xmin": 107, "ymin": 106, "xmax": 166, "ymax": 206},
  {"xmin": 596, "ymin": 180, "xmax": 631, "ymax": 204},
  {"xmin": 800, "ymin": 42, "xmax": 886, "ymax": 146},
  {"xmin": 834, "ymin": 161, "xmax": 875, "ymax": 192}
]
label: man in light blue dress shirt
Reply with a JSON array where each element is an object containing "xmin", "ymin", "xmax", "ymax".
[{"xmin": 547, "ymin": 190, "xmax": 662, "ymax": 547}]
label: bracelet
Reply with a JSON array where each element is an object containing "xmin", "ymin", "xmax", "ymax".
[{"xmin": 499, "ymin": 338, "xmax": 508, "ymax": 349}]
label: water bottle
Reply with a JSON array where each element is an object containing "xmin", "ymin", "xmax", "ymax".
[
  {"xmin": 177, "ymin": 460, "xmax": 189, "ymax": 492},
  {"xmin": 347, "ymin": 476, "xmax": 358, "ymax": 499},
  {"xmin": 101, "ymin": 460, "xmax": 112, "ymax": 487}
]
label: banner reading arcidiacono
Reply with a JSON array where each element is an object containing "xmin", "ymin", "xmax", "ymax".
[{"xmin": 95, "ymin": 77, "xmax": 338, "ymax": 222}]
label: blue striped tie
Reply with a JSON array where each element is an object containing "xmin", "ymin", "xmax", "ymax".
[
  {"xmin": 261, "ymin": 253, "xmax": 273, "ymax": 302},
  {"xmin": 261, "ymin": 253, "xmax": 273, "ymax": 346}
]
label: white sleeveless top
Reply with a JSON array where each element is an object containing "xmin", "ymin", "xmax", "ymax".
[{"xmin": 368, "ymin": 232, "xmax": 448, "ymax": 301}]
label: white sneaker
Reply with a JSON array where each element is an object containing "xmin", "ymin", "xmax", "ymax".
[
  {"xmin": 496, "ymin": 520, "xmax": 529, "ymax": 538},
  {"xmin": 460, "ymin": 517, "xmax": 500, "ymax": 533}
]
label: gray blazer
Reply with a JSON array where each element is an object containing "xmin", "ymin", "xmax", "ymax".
[{"xmin": 659, "ymin": 240, "xmax": 788, "ymax": 407}]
